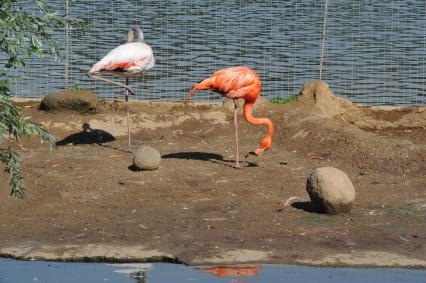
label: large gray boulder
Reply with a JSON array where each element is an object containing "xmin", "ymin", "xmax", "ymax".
[
  {"xmin": 133, "ymin": 146, "xmax": 161, "ymax": 171},
  {"xmin": 306, "ymin": 167, "xmax": 356, "ymax": 214}
]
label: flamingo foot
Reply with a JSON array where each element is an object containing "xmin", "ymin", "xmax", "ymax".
[{"xmin": 235, "ymin": 161, "xmax": 241, "ymax": 169}]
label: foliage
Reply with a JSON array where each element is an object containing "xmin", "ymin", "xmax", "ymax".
[
  {"xmin": 0, "ymin": 0, "xmax": 85, "ymax": 197},
  {"xmin": 269, "ymin": 95, "xmax": 297, "ymax": 104}
]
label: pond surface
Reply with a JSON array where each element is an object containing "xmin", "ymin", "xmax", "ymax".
[
  {"xmin": 4, "ymin": 1, "xmax": 426, "ymax": 105},
  {"xmin": 1, "ymin": 258, "xmax": 426, "ymax": 283}
]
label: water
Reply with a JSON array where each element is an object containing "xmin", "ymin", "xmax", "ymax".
[
  {"xmin": 5, "ymin": 1, "xmax": 426, "ymax": 105},
  {"xmin": 1, "ymin": 259, "xmax": 426, "ymax": 283}
]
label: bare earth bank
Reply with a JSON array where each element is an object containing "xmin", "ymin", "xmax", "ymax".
[{"xmin": 1, "ymin": 82, "xmax": 425, "ymax": 267}]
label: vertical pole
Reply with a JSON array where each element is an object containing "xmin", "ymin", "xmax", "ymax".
[
  {"xmin": 125, "ymin": 78, "xmax": 132, "ymax": 153},
  {"xmin": 64, "ymin": 0, "xmax": 69, "ymax": 89},
  {"xmin": 233, "ymin": 99, "xmax": 240, "ymax": 169},
  {"xmin": 319, "ymin": 0, "xmax": 329, "ymax": 80}
]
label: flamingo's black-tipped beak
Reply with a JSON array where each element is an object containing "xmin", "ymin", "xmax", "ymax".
[
  {"xmin": 245, "ymin": 151, "xmax": 257, "ymax": 158},
  {"xmin": 254, "ymin": 148, "xmax": 267, "ymax": 156}
]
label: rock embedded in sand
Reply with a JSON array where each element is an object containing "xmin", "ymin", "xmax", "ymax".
[
  {"xmin": 306, "ymin": 167, "xmax": 356, "ymax": 214},
  {"xmin": 133, "ymin": 146, "xmax": 161, "ymax": 171},
  {"xmin": 40, "ymin": 90, "xmax": 105, "ymax": 113}
]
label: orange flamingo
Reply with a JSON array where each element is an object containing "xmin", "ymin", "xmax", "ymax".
[{"xmin": 184, "ymin": 66, "xmax": 273, "ymax": 169}]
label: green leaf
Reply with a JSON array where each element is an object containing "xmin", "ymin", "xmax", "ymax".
[
  {"xmin": 0, "ymin": 147, "xmax": 24, "ymax": 198},
  {"xmin": 31, "ymin": 35, "xmax": 42, "ymax": 48}
]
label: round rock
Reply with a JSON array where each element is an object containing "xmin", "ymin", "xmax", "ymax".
[
  {"xmin": 306, "ymin": 167, "xmax": 356, "ymax": 214},
  {"xmin": 133, "ymin": 146, "xmax": 161, "ymax": 171}
]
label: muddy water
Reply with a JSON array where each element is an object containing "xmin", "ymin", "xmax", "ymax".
[{"xmin": 1, "ymin": 259, "xmax": 426, "ymax": 283}]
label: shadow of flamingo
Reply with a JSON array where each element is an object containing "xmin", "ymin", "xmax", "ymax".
[
  {"xmin": 162, "ymin": 151, "xmax": 258, "ymax": 168},
  {"xmin": 56, "ymin": 122, "xmax": 115, "ymax": 146}
]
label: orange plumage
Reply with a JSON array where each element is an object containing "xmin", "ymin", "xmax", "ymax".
[{"xmin": 185, "ymin": 66, "xmax": 273, "ymax": 167}]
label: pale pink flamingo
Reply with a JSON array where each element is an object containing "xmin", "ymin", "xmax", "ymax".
[
  {"xmin": 185, "ymin": 66, "xmax": 273, "ymax": 169},
  {"xmin": 88, "ymin": 26, "xmax": 154, "ymax": 152}
]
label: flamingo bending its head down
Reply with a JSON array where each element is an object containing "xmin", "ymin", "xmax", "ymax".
[
  {"xmin": 184, "ymin": 66, "xmax": 273, "ymax": 169},
  {"xmin": 88, "ymin": 26, "xmax": 154, "ymax": 152}
]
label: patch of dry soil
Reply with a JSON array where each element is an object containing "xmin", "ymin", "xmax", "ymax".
[{"xmin": 0, "ymin": 81, "xmax": 425, "ymax": 267}]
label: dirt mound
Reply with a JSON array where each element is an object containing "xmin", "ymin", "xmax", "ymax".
[
  {"xmin": 279, "ymin": 81, "xmax": 426, "ymax": 176},
  {"xmin": 40, "ymin": 90, "xmax": 106, "ymax": 113},
  {"xmin": 296, "ymin": 80, "xmax": 354, "ymax": 117},
  {"xmin": 296, "ymin": 80, "xmax": 426, "ymax": 129}
]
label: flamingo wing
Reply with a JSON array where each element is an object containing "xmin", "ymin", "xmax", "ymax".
[
  {"xmin": 211, "ymin": 67, "xmax": 260, "ymax": 94},
  {"xmin": 90, "ymin": 42, "xmax": 154, "ymax": 75}
]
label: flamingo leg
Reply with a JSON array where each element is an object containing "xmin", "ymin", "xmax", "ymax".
[
  {"xmin": 233, "ymin": 98, "xmax": 240, "ymax": 169},
  {"xmin": 87, "ymin": 73, "xmax": 136, "ymax": 96},
  {"xmin": 125, "ymin": 78, "xmax": 132, "ymax": 153}
]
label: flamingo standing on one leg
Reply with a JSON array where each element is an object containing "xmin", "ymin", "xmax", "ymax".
[
  {"xmin": 87, "ymin": 26, "xmax": 154, "ymax": 152},
  {"xmin": 184, "ymin": 66, "xmax": 273, "ymax": 169}
]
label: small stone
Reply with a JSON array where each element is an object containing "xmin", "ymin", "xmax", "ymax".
[
  {"xmin": 133, "ymin": 146, "xmax": 161, "ymax": 171},
  {"xmin": 306, "ymin": 167, "xmax": 356, "ymax": 214}
]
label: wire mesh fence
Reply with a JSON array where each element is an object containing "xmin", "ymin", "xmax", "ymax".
[{"xmin": 3, "ymin": 0, "xmax": 426, "ymax": 106}]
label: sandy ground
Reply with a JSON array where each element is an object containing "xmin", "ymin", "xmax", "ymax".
[{"xmin": 0, "ymin": 81, "xmax": 425, "ymax": 267}]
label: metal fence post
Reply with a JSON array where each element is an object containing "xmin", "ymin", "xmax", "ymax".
[
  {"xmin": 319, "ymin": 0, "xmax": 328, "ymax": 80},
  {"xmin": 64, "ymin": 0, "xmax": 69, "ymax": 89}
]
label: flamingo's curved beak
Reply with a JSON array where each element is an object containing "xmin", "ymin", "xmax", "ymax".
[{"xmin": 254, "ymin": 148, "xmax": 266, "ymax": 156}]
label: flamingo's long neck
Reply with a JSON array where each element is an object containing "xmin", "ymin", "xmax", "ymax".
[
  {"xmin": 243, "ymin": 101, "xmax": 273, "ymax": 154},
  {"xmin": 185, "ymin": 76, "xmax": 216, "ymax": 100},
  {"xmin": 134, "ymin": 26, "xmax": 144, "ymax": 42},
  {"xmin": 128, "ymin": 27, "xmax": 144, "ymax": 43}
]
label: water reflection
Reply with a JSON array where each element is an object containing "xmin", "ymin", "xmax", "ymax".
[
  {"xmin": 110, "ymin": 263, "xmax": 152, "ymax": 283},
  {"xmin": 1, "ymin": 258, "xmax": 426, "ymax": 283},
  {"xmin": 196, "ymin": 265, "xmax": 262, "ymax": 283}
]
